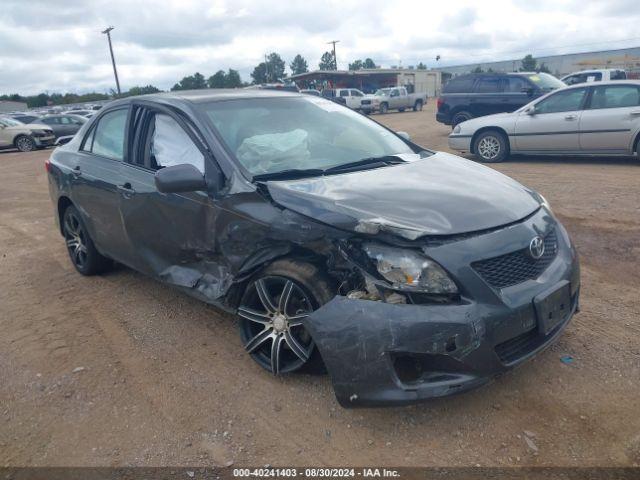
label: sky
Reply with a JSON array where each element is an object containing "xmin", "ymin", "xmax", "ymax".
[{"xmin": 1, "ymin": 0, "xmax": 639, "ymax": 95}]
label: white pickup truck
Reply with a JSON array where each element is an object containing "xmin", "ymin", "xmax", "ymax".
[{"xmin": 360, "ymin": 87, "xmax": 427, "ymax": 114}]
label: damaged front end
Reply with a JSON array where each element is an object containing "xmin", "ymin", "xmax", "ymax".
[{"xmin": 299, "ymin": 208, "xmax": 580, "ymax": 408}]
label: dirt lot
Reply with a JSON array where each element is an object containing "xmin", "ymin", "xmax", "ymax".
[{"xmin": 1, "ymin": 102, "xmax": 639, "ymax": 468}]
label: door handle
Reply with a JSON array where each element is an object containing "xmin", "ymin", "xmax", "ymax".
[
  {"xmin": 118, "ymin": 183, "xmax": 136, "ymax": 197},
  {"xmin": 564, "ymin": 114, "xmax": 578, "ymax": 121},
  {"xmin": 72, "ymin": 166, "xmax": 82, "ymax": 177}
]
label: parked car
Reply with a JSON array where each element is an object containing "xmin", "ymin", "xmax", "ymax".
[
  {"xmin": 47, "ymin": 90, "xmax": 580, "ymax": 407},
  {"xmin": 561, "ymin": 69, "xmax": 626, "ymax": 86},
  {"xmin": 300, "ymin": 89, "xmax": 321, "ymax": 96},
  {"xmin": 0, "ymin": 116, "xmax": 55, "ymax": 152},
  {"xmin": 10, "ymin": 113, "xmax": 42, "ymax": 124},
  {"xmin": 65, "ymin": 110, "xmax": 95, "ymax": 118},
  {"xmin": 448, "ymin": 80, "xmax": 640, "ymax": 162},
  {"xmin": 360, "ymin": 87, "xmax": 426, "ymax": 114},
  {"xmin": 39, "ymin": 114, "xmax": 87, "ymax": 141},
  {"xmin": 436, "ymin": 72, "xmax": 566, "ymax": 127}
]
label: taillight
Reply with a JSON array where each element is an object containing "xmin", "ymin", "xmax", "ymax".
[
  {"xmin": 436, "ymin": 97, "xmax": 444, "ymax": 110},
  {"xmin": 45, "ymin": 159, "xmax": 51, "ymax": 173}
]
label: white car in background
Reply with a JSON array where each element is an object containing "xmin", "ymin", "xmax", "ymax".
[
  {"xmin": 561, "ymin": 69, "xmax": 626, "ymax": 85},
  {"xmin": 448, "ymin": 80, "xmax": 640, "ymax": 162}
]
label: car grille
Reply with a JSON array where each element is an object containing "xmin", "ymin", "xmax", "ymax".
[
  {"xmin": 472, "ymin": 230, "xmax": 558, "ymax": 289},
  {"xmin": 361, "ymin": 99, "xmax": 371, "ymax": 105}
]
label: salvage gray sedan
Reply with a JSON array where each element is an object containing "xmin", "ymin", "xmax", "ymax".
[
  {"xmin": 47, "ymin": 89, "xmax": 580, "ymax": 407},
  {"xmin": 449, "ymin": 80, "xmax": 640, "ymax": 162}
]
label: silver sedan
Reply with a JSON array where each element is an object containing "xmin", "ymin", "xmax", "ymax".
[{"xmin": 449, "ymin": 80, "xmax": 640, "ymax": 162}]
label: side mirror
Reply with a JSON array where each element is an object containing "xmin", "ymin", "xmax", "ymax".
[
  {"xmin": 524, "ymin": 106, "xmax": 537, "ymax": 116},
  {"xmin": 521, "ymin": 87, "xmax": 534, "ymax": 96},
  {"xmin": 155, "ymin": 164, "xmax": 207, "ymax": 193},
  {"xmin": 396, "ymin": 131, "xmax": 411, "ymax": 141}
]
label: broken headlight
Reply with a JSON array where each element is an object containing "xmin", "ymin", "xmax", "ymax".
[{"xmin": 363, "ymin": 243, "xmax": 458, "ymax": 294}]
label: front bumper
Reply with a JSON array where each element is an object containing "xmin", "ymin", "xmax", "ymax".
[
  {"xmin": 360, "ymin": 103, "xmax": 377, "ymax": 113},
  {"xmin": 34, "ymin": 135, "xmax": 55, "ymax": 147},
  {"xmin": 448, "ymin": 134, "xmax": 472, "ymax": 153},
  {"xmin": 303, "ymin": 209, "xmax": 580, "ymax": 408}
]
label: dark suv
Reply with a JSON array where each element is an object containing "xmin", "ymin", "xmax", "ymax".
[{"xmin": 436, "ymin": 72, "xmax": 566, "ymax": 127}]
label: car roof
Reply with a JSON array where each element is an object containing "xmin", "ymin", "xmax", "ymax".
[
  {"xmin": 561, "ymin": 79, "xmax": 640, "ymax": 89},
  {"xmin": 129, "ymin": 88, "xmax": 302, "ymax": 104}
]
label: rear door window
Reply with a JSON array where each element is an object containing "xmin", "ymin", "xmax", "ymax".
[
  {"xmin": 443, "ymin": 76, "xmax": 476, "ymax": 93},
  {"xmin": 476, "ymin": 77, "xmax": 503, "ymax": 93},
  {"xmin": 589, "ymin": 85, "xmax": 640, "ymax": 109},
  {"xmin": 84, "ymin": 109, "xmax": 128, "ymax": 160}
]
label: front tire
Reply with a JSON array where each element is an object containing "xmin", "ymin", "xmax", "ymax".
[
  {"xmin": 473, "ymin": 130, "xmax": 509, "ymax": 163},
  {"xmin": 237, "ymin": 259, "xmax": 334, "ymax": 375},
  {"xmin": 379, "ymin": 103, "xmax": 389, "ymax": 114},
  {"xmin": 62, "ymin": 205, "xmax": 110, "ymax": 275},
  {"xmin": 15, "ymin": 135, "xmax": 36, "ymax": 152}
]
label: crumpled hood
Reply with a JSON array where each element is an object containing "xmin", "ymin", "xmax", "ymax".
[{"xmin": 265, "ymin": 152, "xmax": 541, "ymax": 239}]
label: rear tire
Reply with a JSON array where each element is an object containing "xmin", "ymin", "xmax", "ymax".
[
  {"xmin": 379, "ymin": 103, "xmax": 389, "ymax": 114},
  {"xmin": 413, "ymin": 100, "xmax": 423, "ymax": 111},
  {"xmin": 451, "ymin": 111, "xmax": 472, "ymax": 128},
  {"xmin": 15, "ymin": 135, "xmax": 36, "ymax": 152},
  {"xmin": 62, "ymin": 205, "xmax": 110, "ymax": 275},
  {"xmin": 473, "ymin": 130, "xmax": 509, "ymax": 163},
  {"xmin": 237, "ymin": 259, "xmax": 335, "ymax": 375}
]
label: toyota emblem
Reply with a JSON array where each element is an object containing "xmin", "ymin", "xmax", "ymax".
[{"xmin": 529, "ymin": 236, "xmax": 545, "ymax": 259}]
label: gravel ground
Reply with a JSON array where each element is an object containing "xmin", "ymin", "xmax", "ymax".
[{"xmin": 0, "ymin": 101, "xmax": 639, "ymax": 467}]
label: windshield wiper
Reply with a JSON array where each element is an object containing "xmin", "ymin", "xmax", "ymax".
[
  {"xmin": 323, "ymin": 155, "xmax": 406, "ymax": 174},
  {"xmin": 253, "ymin": 168, "xmax": 325, "ymax": 181}
]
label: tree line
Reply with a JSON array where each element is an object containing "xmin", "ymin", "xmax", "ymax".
[{"xmin": 3, "ymin": 51, "xmax": 437, "ymax": 108}]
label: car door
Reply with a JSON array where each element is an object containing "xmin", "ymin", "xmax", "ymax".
[
  {"xmin": 513, "ymin": 87, "xmax": 588, "ymax": 152},
  {"xmin": 71, "ymin": 107, "xmax": 131, "ymax": 258},
  {"xmin": 502, "ymin": 76, "xmax": 534, "ymax": 113},
  {"xmin": 350, "ymin": 89, "xmax": 364, "ymax": 109},
  {"xmin": 117, "ymin": 104, "xmax": 219, "ymax": 283},
  {"xmin": 579, "ymin": 84, "xmax": 640, "ymax": 153},
  {"xmin": 388, "ymin": 88, "xmax": 401, "ymax": 109},
  {"xmin": 470, "ymin": 76, "xmax": 505, "ymax": 117}
]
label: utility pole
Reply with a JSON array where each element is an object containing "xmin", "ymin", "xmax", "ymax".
[
  {"xmin": 327, "ymin": 40, "xmax": 340, "ymax": 70},
  {"xmin": 264, "ymin": 54, "xmax": 270, "ymax": 83},
  {"xmin": 102, "ymin": 26, "xmax": 121, "ymax": 95}
]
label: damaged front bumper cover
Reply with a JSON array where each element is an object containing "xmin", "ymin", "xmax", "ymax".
[
  {"xmin": 305, "ymin": 244, "xmax": 579, "ymax": 408},
  {"xmin": 304, "ymin": 283, "xmax": 579, "ymax": 408}
]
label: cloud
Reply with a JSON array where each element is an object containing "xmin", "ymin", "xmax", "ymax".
[{"xmin": 0, "ymin": 0, "xmax": 639, "ymax": 94}]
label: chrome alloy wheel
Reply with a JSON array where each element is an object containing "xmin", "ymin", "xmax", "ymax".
[
  {"xmin": 63, "ymin": 211, "xmax": 88, "ymax": 269},
  {"xmin": 477, "ymin": 135, "xmax": 501, "ymax": 160},
  {"xmin": 238, "ymin": 276, "xmax": 316, "ymax": 374}
]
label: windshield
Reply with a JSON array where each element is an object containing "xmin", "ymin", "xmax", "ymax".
[
  {"xmin": 0, "ymin": 117, "xmax": 23, "ymax": 126},
  {"xmin": 202, "ymin": 97, "xmax": 415, "ymax": 177},
  {"xmin": 523, "ymin": 73, "xmax": 566, "ymax": 91},
  {"xmin": 374, "ymin": 89, "xmax": 392, "ymax": 96}
]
